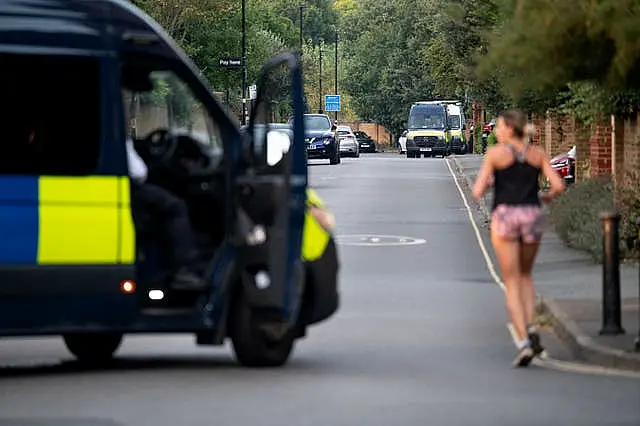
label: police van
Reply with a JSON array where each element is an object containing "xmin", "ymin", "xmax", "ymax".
[
  {"xmin": 404, "ymin": 101, "xmax": 451, "ymax": 158},
  {"xmin": 0, "ymin": 0, "xmax": 339, "ymax": 367},
  {"xmin": 442, "ymin": 101, "xmax": 468, "ymax": 155}
]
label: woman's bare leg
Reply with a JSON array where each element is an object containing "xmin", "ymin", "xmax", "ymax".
[
  {"xmin": 491, "ymin": 226, "xmax": 527, "ymax": 341},
  {"xmin": 519, "ymin": 242, "xmax": 541, "ymax": 327}
]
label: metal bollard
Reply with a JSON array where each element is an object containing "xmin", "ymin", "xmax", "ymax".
[
  {"xmin": 634, "ymin": 216, "xmax": 640, "ymax": 352},
  {"xmin": 599, "ymin": 212, "xmax": 625, "ymax": 335}
]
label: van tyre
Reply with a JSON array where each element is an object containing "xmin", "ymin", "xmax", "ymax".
[
  {"xmin": 229, "ymin": 291, "xmax": 296, "ymax": 367},
  {"xmin": 63, "ymin": 333, "xmax": 123, "ymax": 363}
]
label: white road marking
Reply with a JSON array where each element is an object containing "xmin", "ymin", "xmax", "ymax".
[
  {"xmin": 335, "ymin": 234, "xmax": 427, "ymax": 247},
  {"xmin": 445, "ymin": 158, "xmax": 640, "ymax": 379}
]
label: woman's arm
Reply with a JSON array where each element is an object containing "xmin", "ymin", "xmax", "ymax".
[{"xmin": 472, "ymin": 152, "xmax": 495, "ymax": 200}]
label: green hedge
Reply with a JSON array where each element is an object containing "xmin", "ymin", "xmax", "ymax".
[
  {"xmin": 616, "ymin": 169, "xmax": 640, "ymax": 257},
  {"xmin": 548, "ymin": 177, "xmax": 639, "ymax": 260},
  {"xmin": 487, "ymin": 132, "xmax": 497, "ymax": 147},
  {"xmin": 474, "ymin": 125, "xmax": 483, "ymax": 153}
]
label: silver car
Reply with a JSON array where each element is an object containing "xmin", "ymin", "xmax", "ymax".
[{"xmin": 337, "ymin": 125, "xmax": 360, "ymax": 158}]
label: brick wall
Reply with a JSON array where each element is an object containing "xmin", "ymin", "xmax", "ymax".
[
  {"xmin": 530, "ymin": 113, "xmax": 545, "ymax": 147},
  {"xmin": 589, "ymin": 120, "xmax": 613, "ymax": 177},
  {"xmin": 546, "ymin": 116, "xmax": 575, "ymax": 155},
  {"xmin": 469, "ymin": 102, "xmax": 483, "ymax": 140},
  {"xmin": 339, "ymin": 121, "xmax": 393, "ymax": 145},
  {"xmin": 623, "ymin": 112, "xmax": 640, "ymax": 178},
  {"xmin": 573, "ymin": 120, "xmax": 592, "ymax": 181},
  {"xmin": 533, "ymin": 113, "xmax": 639, "ymax": 182}
]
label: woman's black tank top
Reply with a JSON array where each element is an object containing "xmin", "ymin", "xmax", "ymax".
[{"xmin": 492, "ymin": 144, "xmax": 541, "ymax": 211}]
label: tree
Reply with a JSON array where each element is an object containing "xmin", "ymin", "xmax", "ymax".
[
  {"xmin": 477, "ymin": 0, "xmax": 640, "ymax": 118},
  {"xmin": 340, "ymin": 0, "xmax": 439, "ymax": 135},
  {"xmin": 132, "ymin": 0, "xmax": 344, "ymax": 122}
]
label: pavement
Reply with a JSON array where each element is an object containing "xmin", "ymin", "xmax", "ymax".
[
  {"xmin": 0, "ymin": 153, "xmax": 639, "ymax": 426},
  {"xmin": 451, "ymin": 154, "xmax": 640, "ymax": 372}
]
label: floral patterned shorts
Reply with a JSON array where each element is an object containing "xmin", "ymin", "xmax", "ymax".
[{"xmin": 491, "ymin": 204, "xmax": 548, "ymax": 244}]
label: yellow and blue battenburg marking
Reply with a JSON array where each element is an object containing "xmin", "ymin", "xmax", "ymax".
[{"xmin": 0, "ymin": 176, "xmax": 135, "ymax": 265}]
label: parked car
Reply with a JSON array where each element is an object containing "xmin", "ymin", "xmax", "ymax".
[
  {"xmin": 337, "ymin": 125, "xmax": 360, "ymax": 158},
  {"xmin": 354, "ymin": 130, "xmax": 376, "ymax": 153},
  {"xmin": 549, "ymin": 145, "xmax": 576, "ymax": 185},
  {"xmin": 481, "ymin": 119, "xmax": 496, "ymax": 154},
  {"xmin": 290, "ymin": 114, "xmax": 340, "ymax": 165}
]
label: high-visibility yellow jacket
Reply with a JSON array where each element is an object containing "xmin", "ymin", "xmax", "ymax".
[{"xmin": 301, "ymin": 188, "xmax": 332, "ymax": 262}]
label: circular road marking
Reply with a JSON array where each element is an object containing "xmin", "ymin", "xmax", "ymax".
[{"xmin": 335, "ymin": 234, "xmax": 426, "ymax": 247}]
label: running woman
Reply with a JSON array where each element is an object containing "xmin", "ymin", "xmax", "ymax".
[{"xmin": 472, "ymin": 109, "xmax": 565, "ymax": 367}]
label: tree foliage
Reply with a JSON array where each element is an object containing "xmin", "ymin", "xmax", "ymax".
[
  {"xmin": 130, "ymin": 0, "xmax": 640, "ymax": 127},
  {"xmin": 340, "ymin": 0, "xmax": 640, "ymax": 128},
  {"xmin": 131, "ymin": 0, "xmax": 353, "ymax": 121}
]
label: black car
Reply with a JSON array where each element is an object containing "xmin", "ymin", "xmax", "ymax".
[
  {"xmin": 290, "ymin": 114, "xmax": 340, "ymax": 165},
  {"xmin": 354, "ymin": 131, "xmax": 376, "ymax": 153}
]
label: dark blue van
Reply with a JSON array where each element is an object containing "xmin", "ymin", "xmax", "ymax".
[{"xmin": 0, "ymin": 0, "xmax": 339, "ymax": 367}]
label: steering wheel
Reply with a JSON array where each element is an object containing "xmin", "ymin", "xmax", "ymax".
[{"xmin": 145, "ymin": 129, "xmax": 179, "ymax": 164}]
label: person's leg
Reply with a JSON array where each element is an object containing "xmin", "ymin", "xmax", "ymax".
[
  {"xmin": 519, "ymin": 242, "xmax": 540, "ymax": 327},
  {"xmin": 519, "ymin": 206, "xmax": 547, "ymax": 354},
  {"xmin": 520, "ymin": 241, "xmax": 543, "ymax": 355},
  {"xmin": 138, "ymin": 184, "xmax": 197, "ymax": 265},
  {"xmin": 491, "ymin": 227, "xmax": 527, "ymax": 343},
  {"xmin": 491, "ymin": 206, "xmax": 535, "ymax": 367},
  {"xmin": 131, "ymin": 184, "xmax": 202, "ymax": 288}
]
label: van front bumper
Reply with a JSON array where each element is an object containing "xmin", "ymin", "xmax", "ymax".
[{"xmin": 406, "ymin": 137, "xmax": 448, "ymax": 156}]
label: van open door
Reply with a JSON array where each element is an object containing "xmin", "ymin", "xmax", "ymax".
[{"xmin": 228, "ymin": 53, "xmax": 307, "ymax": 367}]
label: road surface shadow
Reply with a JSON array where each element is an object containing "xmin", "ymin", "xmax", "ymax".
[
  {"xmin": 0, "ymin": 355, "xmax": 241, "ymax": 378},
  {"xmin": 0, "ymin": 354, "xmax": 330, "ymax": 379},
  {"xmin": 0, "ymin": 420, "xmax": 123, "ymax": 426}
]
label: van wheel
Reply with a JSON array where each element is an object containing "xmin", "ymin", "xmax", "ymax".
[
  {"xmin": 229, "ymin": 291, "xmax": 296, "ymax": 368},
  {"xmin": 63, "ymin": 333, "xmax": 123, "ymax": 363}
]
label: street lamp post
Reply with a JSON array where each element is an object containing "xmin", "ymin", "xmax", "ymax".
[
  {"xmin": 319, "ymin": 46, "xmax": 323, "ymax": 113},
  {"xmin": 299, "ymin": 5, "xmax": 305, "ymax": 55},
  {"xmin": 334, "ymin": 29, "xmax": 338, "ymax": 121},
  {"xmin": 241, "ymin": 0, "xmax": 247, "ymax": 125}
]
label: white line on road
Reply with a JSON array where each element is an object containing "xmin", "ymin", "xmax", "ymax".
[
  {"xmin": 335, "ymin": 234, "xmax": 427, "ymax": 247},
  {"xmin": 445, "ymin": 158, "xmax": 640, "ymax": 379}
]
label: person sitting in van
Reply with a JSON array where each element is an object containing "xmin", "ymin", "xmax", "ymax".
[{"xmin": 126, "ymin": 137, "xmax": 203, "ymax": 290}]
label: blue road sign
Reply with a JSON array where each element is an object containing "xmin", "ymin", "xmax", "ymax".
[{"xmin": 325, "ymin": 95, "xmax": 341, "ymax": 112}]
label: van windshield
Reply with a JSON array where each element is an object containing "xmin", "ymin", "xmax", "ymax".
[
  {"xmin": 448, "ymin": 115, "xmax": 461, "ymax": 129},
  {"xmin": 408, "ymin": 106, "xmax": 446, "ymax": 130}
]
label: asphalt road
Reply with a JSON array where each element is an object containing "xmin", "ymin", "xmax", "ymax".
[{"xmin": 1, "ymin": 153, "xmax": 639, "ymax": 426}]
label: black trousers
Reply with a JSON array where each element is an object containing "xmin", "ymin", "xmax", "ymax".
[{"xmin": 130, "ymin": 181, "xmax": 197, "ymax": 269}]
